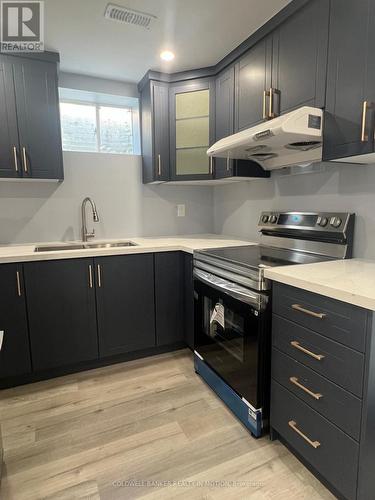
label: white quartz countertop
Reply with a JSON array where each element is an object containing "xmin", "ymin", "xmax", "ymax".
[
  {"xmin": 265, "ymin": 259, "xmax": 375, "ymax": 311},
  {"xmin": 0, "ymin": 234, "xmax": 255, "ymax": 264}
]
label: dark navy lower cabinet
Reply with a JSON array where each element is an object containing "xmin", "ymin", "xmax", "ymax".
[
  {"xmin": 0, "ymin": 252, "xmax": 188, "ymax": 387},
  {"xmin": 270, "ymin": 282, "xmax": 375, "ymax": 500},
  {"xmin": 96, "ymin": 254, "xmax": 156, "ymax": 357},
  {"xmin": 25, "ymin": 259, "xmax": 98, "ymax": 372},
  {"xmin": 0, "ymin": 264, "xmax": 31, "ymax": 379},
  {"xmin": 183, "ymin": 253, "xmax": 194, "ymax": 350},
  {"xmin": 155, "ymin": 252, "xmax": 184, "ymax": 346}
]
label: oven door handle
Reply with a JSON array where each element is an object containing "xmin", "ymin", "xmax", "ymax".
[{"xmin": 193, "ymin": 268, "xmax": 266, "ymax": 309}]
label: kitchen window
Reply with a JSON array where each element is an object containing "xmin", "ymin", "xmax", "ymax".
[{"xmin": 59, "ymin": 88, "xmax": 141, "ymax": 155}]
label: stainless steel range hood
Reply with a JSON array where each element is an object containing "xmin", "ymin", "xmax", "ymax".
[{"xmin": 207, "ymin": 106, "xmax": 323, "ymax": 170}]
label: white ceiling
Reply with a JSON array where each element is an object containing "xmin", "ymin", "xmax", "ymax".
[{"xmin": 44, "ymin": 0, "xmax": 291, "ymax": 83}]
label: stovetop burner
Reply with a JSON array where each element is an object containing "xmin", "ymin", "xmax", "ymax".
[
  {"xmin": 194, "ymin": 211, "xmax": 355, "ymax": 292},
  {"xmin": 199, "ymin": 245, "xmax": 333, "ymax": 270}
]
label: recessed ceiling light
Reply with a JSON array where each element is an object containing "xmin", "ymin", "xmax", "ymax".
[{"xmin": 160, "ymin": 50, "xmax": 175, "ymax": 62}]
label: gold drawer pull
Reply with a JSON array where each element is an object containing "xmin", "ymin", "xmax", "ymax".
[
  {"xmin": 13, "ymin": 146, "xmax": 19, "ymax": 172},
  {"xmin": 290, "ymin": 376, "xmax": 323, "ymax": 400},
  {"xmin": 88, "ymin": 265, "xmax": 93, "ymax": 289},
  {"xmin": 292, "ymin": 303, "xmax": 326, "ymax": 319},
  {"xmin": 291, "ymin": 341, "xmax": 325, "ymax": 361},
  {"xmin": 16, "ymin": 271, "xmax": 22, "ymax": 297},
  {"xmin": 288, "ymin": 420, "xmax": 321, "ymax": 449}
]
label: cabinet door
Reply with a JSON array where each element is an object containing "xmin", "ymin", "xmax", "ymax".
[
  {"xmin": 0, "ymin": 57, "xmax": 21, "ymax": 178},
  {"xmin": 155, "ymin": 252, "xmax": 184, "ymax": 346},
  {"xmin": 271, "ymin": 0, "xmax": 329, "ymax": 116},
  {"xmin": 25, "ymin": 259, "xmax": 98, "ymax": 371},
  {"xmin": 141, "ymin": 81, "xmax": 170, "ymax": 183},
  {"xmin": 0, "ymin": 265, "xmax": 31, "ymax": 379},
  {"xmin": 12, "ymin": 57, "xmax": 64, "ymax": 180},
  {"xmin": 234, "ymin": 36, "xmax": 272, "ymax": 131},
  {"xmin": 95, "ymin": 254, "xmax": 155, "ymax": 357},
  {"xmin": 183, "ymin": 254, "xmax": 194, "ymax": 350},
  {"xmin": 215, "ymin": 67, "xmax": 235, "ymax": 179},
  {"xmin": 323, "ymin": 0, "xmax": 373, "ymax": 161},
  {"xmin": 152, "ymin": 81, "xmax": 170, "ymax": 181},
  {"xmin": 169, "ymin": 79, "xmax": 215, "ymax": 181}
]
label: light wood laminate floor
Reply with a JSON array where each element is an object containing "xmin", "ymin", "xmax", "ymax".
[{"xmin": 0, "ymin": 350, "xmax": 335, "ymax": 500}]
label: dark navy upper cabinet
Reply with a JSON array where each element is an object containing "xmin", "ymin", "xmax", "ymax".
[
  {"xmin": 169, "ymin": 78, "xmax": 215, "ymax": 181},
  {"xmin": 323, "ymin": 0, "xmax": 375, "ymax": 161},
  {"xmin": 234, "ymin": 36, "xmax": 272, "ymax": 132},
  {"xmin": 0, "ymin": 58, "xmax": 21, "ymax": 179},
  {"xmin": 215, "ymin": 67, "xmax": 235, "ymax": 178},
  {"xmin": 0, "ymin": 53, "xmax": 63, "ymax": 180},
  {"xmin": 234, "ymin": 0, "xmax": 328, "ymax": 130},
  {"xmin": 95, "ymin": 254, "xmax": 156, "ymax": 358},
  {"xmin": 141, "ymin": 80, "xmax": 170, "ymax": 183},
  {"xmin": 271, "ymin": 0, "xmax": 329, "ymax": 116},
  {"xmin": 0, "ymin": 264, "xmax": 31, "ymax": 380},
  {"xmin": 12, "ymin": 57, "xmax": 64, "ymax": 180},
  {"xmin": 25, "ymin": 259, "xmax": 98, "ymax": 372}
]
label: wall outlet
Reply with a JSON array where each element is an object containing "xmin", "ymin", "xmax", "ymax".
[{"xmin": 177, "ymin": 204, "xmax": 186, "ymax": 217}]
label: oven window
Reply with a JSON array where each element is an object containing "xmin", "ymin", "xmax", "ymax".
[{"xmin": 203, "ymin": 297, "xmax": 245, "ymax": 362}]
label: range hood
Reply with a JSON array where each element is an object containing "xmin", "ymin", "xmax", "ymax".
[{"xmin": 207, "ymin": 106, "xmax": 323, "ymax": 170}]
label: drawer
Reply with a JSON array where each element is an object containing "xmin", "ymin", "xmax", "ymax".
[
  {"xmin": 273, "ymin": 315, "xmax": 364, "ymax": 397},
  {"xmin": 273, "ymin": 283, "xmax": 368, "ymax": 352},
  {"xmin": 272, "ymin": 348, "xmax": 362, "ymax": 441},
  {"xmin": 271, "ymin": 381, "xmax": 359, "ymax": 500}
]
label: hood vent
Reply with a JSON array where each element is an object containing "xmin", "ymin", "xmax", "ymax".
[
  {"xmin": 207, "ymin": 106, "xmax": 323, "ymax": 171},
  {"xmin": 104, "ymin": 4, "xmax": 157, "ymax": 29}
]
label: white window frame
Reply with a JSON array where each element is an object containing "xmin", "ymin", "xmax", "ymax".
[{"xmin": 59, "ymin": 88, "xmax": 141, "ymax": 155}]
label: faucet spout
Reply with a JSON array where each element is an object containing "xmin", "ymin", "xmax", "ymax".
[{"xmin": 81, "ymin": 197, "xmax": 100, "ymax": 242}]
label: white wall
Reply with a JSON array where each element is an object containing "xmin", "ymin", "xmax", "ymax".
[
  {"xmin": 213, "ymin": 163, "xmax": 375, "ymax": 259},
  {"xmin": 58, "ymin": 72, "xmax": 139, "ymax": 98},
  {"xmin": 0, "ymin": 152, "xmax": 214, "ymax": 244}
]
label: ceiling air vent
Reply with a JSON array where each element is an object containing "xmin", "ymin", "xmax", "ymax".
[{"xmin": 104, "ymin": 4, "xmax": 157, "ymax": 29}]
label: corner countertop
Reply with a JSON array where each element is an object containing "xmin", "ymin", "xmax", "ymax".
[
  {"xmin": 264, "ymin": 259, "xmax": 375, "ymax": 311},
  {"xmin": 0, "ymin": 234, "xmax": 256, "ymax": 264}
]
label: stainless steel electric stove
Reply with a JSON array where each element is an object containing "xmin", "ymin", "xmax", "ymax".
[{"xmin": 193, "ymin": 211, "xmax": 355, "ymax": 437}]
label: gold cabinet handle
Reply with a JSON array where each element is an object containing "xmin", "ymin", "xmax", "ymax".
[
  {"xmin": 361, "ymin": 100, "xmax": 368, "ymax": 142},
  {"xmin": 22, "ymin": 147, "xmax": 29, "ymax": 174},
  {"xmin": 97, "ymin": 264, "xmax": 102, "ymax": 288},
  {"xmin": 289, "ymin": 376, "xmax": 323, "ymax": 400},
  {"xmin": 361, "ymin": 100, "xmax": 375, "ymax": 142},
  {"xmin": 12, "ymin": 146, "xmax": 19, "ymax": 173},
  {"xmin": 157, "ymin": 154, "xmax": 162, "ymax": 176},
  {"xmin": 88, "ymin": 265, "xmax": 93, "ymax": 288},
  {"xmin": 269, "ymin": 88, "xmax": 274, "ymax": 118},
  {"xmin": 16, "ymin": 271, "xmax": 22, "ymax": 297},
  {"xmin": 262, "ymin": 90, "xmax": 268, "ymax": 119},
  {"xmin": 288, "ymin": 420, "xmax": 321, "ymax": 449},
  {"xmin": 291, "ymin": 340, "xmax": 325, "ymax": 361},
  {"xmin": 209, "ymin": 156, "xmax": 214, "ymax": 175},
  {"xmin": 292, "ymin": 303, "xmax": 326, "ymax": 320},
  {"xmin": 269, "ymin": 88, "xmax": 281, "ymax": 119}
]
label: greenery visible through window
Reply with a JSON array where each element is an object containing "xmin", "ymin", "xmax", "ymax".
[{"xmin": 60, "ymin": 100, "xmax": 137, "ymax": 155}]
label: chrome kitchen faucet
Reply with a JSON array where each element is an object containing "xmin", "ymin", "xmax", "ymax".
[{"xmin": 81, "ymin": 197, "xmax": 100, "ymax": 242}]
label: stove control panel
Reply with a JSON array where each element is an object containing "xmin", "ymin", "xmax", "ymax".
[{"xmin": 258, "ymin": 211, "xmax": 353, "ymax": 233}]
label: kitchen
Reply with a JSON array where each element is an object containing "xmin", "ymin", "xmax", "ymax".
[{"xmin": 0, "ymin": 0, "xmax": 375, "ymax": 499}]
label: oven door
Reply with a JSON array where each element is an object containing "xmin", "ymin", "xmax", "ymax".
[{"xmin": 194, "ymin": 268, "xmax": 269, "ymax": 409}]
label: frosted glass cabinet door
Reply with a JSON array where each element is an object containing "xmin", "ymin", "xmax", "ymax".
[{"xmin": 170, "ymin": 79, "xmax": 215, "ymax": 181}]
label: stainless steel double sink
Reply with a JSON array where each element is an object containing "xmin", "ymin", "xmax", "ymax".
[{"xmin": 34, "ymin": 241, "xmax": 137, "ymax": 252}]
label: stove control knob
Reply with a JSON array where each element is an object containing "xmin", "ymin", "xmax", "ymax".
[
  {"xmin": 269, "ymin": 215, "xmax": 277, "ymax": 224},
  {"xmin": 318, "ymin": 217, "xmax": 328, "ymax": 227},
  {"xmin": 330, "ymin": 216, "xmax": 342, "ymax": 228},
  {"xmin": 262, "ymin": 215, "xmax": 269, "ymax": 223}
]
